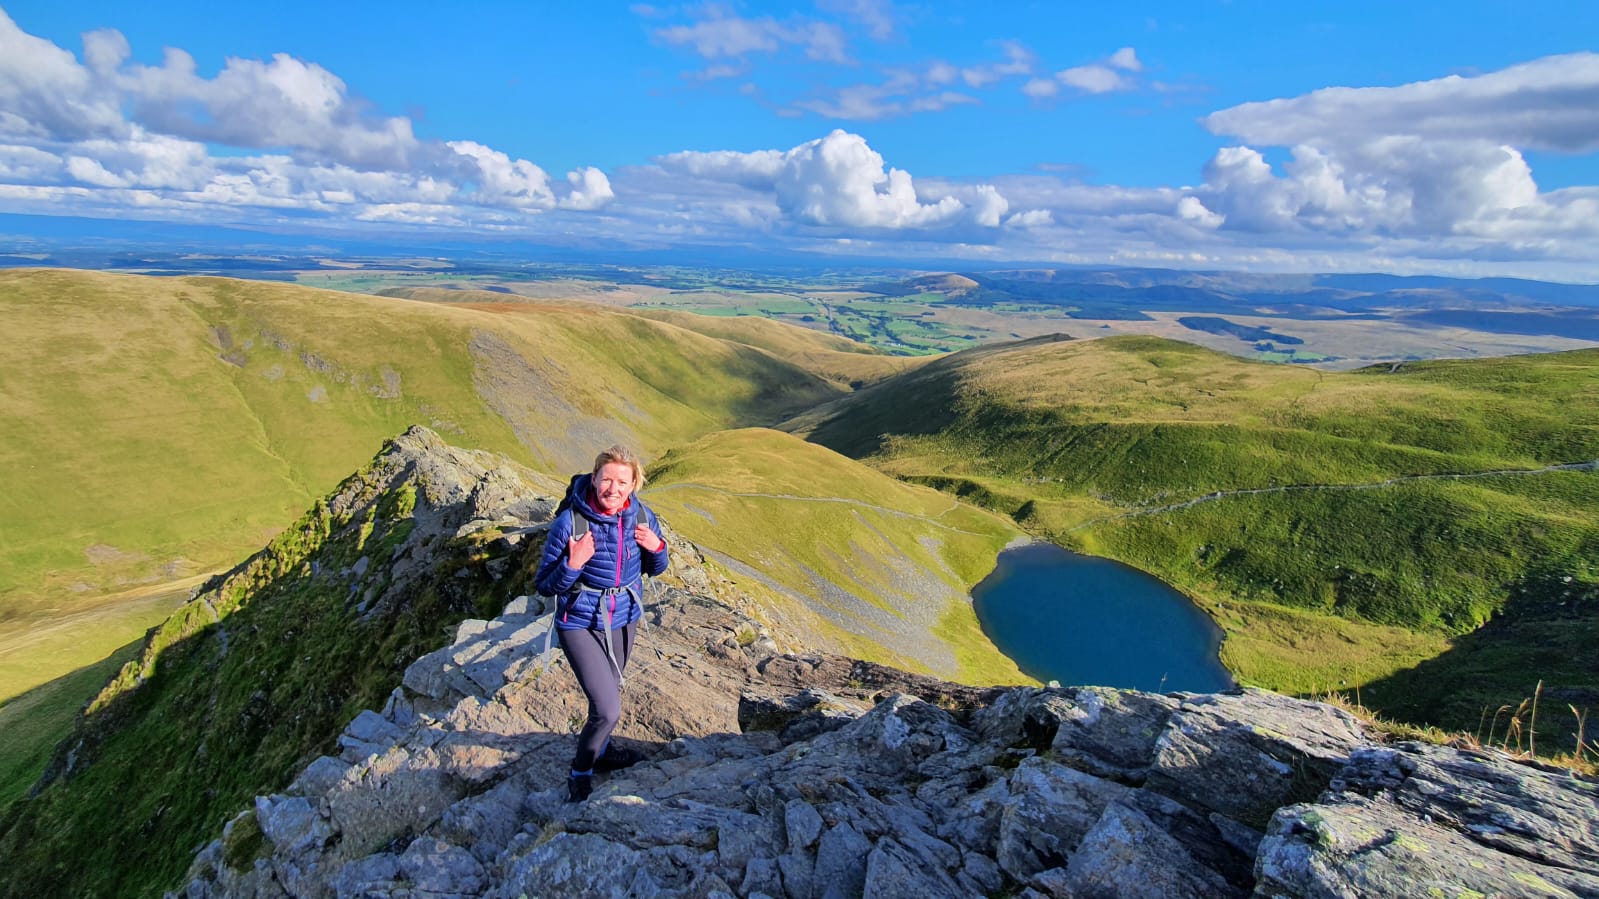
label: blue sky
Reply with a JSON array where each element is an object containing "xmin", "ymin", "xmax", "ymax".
[{"xmin": 3, "ymin": 1, "xmax": 1598, "ymax": 278}]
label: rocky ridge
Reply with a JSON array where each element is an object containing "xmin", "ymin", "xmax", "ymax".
[{"xmin": 166, "ymin": 433, "xmax": 1598, "ymax": 899}]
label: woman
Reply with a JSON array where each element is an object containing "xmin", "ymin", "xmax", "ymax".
[{"xmin": 533, "ymin": 445, "xmax": 669, "ymax": 802}]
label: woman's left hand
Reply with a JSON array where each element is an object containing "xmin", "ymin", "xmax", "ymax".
[{"xmin": 635, "ymin": 524, "xmax": 664, "ymax": 552}]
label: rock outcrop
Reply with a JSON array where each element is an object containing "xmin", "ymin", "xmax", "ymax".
[{"xmin": 160, "ymin": 432, "xmax": 1597, "ymax": 899}]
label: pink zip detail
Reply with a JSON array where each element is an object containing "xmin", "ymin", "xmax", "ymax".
[{"xmin": 615, "ymin": 511, "xmax": 624, "ymax": 586}]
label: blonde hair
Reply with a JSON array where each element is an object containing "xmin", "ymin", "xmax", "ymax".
[{"xmin": 592, "ymin": 445, "xmax": 646, "ymax": 490}]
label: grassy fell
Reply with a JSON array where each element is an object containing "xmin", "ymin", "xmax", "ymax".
[
  {"xmin": 0, "ymin": 269, "xmax": 847, "ymax": 703},
  {"xmin": 791, "ymin": 334, "xmax": 1599, "ymax": 732},
  {"xmin": 0, "ymin": 268, "xmax": 868, "ymax": 841}
]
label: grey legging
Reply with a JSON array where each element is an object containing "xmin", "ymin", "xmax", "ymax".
[{"xmin": 559, "ymin": 620, "xmax": 636, "ymax": 772}]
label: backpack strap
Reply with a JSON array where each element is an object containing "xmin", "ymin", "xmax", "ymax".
[{"xmin": 554, "ymin": 473, "xmax": 590, "ymax": 544}]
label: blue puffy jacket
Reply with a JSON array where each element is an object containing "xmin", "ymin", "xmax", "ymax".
[{"xmin": 534, "ymin": 473, "xmax": 669, "ymax": 631}]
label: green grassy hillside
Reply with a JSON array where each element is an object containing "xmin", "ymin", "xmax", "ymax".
[
  {"xmin": 0, "ymin": 269, "xmax": 848, "ymax": 702},
  {"xmin": 790, "ymin": 334, "xmax": 1599, "ymax": 737},
  {"xmin": 644, "ymin": 428, "xmax": 1028, "ymax": 684}
]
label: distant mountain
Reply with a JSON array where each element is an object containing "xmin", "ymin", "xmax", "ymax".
[
  {"xmin": 906, "ymin": 272, "xmax": 980, "ymax": 293},
  {"xmin": 1315, "ymin": 272, "xmax": 1599, "ymax": 305},
  {"xmin": 5, "ymin": 212, "xmax": 1598, "ymax": 307},
  {"xmin": 871, "ymin": 267, "xmax": 1599, "ymax": 321}
]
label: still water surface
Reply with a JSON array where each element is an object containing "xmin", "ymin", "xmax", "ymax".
[{"xmin": 973, "ymin": 543, "xmax": 1235, "ymax": 693}]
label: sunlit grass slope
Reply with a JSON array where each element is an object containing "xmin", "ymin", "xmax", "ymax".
[
  {"xmin": 791, "ymin": 334, "xmax": 1599, "ymax": 729},
  {"xmin": 644, "ymin": 428, "xmax": 1029, "ymax": 685},
  {"xmin": 0, "ymin": 268, "xmax": 845, "ymax": 700}
]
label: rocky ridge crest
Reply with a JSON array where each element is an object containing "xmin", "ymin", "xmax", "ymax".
[{"xmin": 172, "ymin": 431, "xmax": 1598, "ymax": 899}]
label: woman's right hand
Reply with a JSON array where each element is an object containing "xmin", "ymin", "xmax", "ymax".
[{"xmin": 565, "ymin": 531, "xmax": 595, "ymax": 570}]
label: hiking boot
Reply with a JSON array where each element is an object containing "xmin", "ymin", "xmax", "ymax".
[
  {"xmin": 593, "ymin": 746, "xmax": 645, "ymax": 773},
  {"xmin": 566, "ymin": 773, "xmax": 593, "ymax": 803}
]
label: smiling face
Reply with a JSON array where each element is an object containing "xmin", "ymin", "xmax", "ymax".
[{"xmin": 592, "ymin": 461, "xmax": 636, "ymax": 514}]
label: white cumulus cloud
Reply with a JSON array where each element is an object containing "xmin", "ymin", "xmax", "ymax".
[
  {"xmin": 1189, "ymin": 53, "xmax": 1599, "ymax": 255},
  {"xmin": 0, "ymin": 9, "xmax": 611, "ymax": 231},
  {"xmin": 0, "ymin": 11, "xmax": 123, "ymax": 141},
  {"xmin": 560, "ymin": 167, "xmax": 616, "ymax": 211},
  {"xmin": 1175, "ymin": 195, "xmax": 1223, "ymax": 229},
  {"xmin": 1004, "ymin": 208, "xmax": 1054, "ymax": 228},
  {"xmin": 658, "ymin": 130, "xmax": 1006, "ymax": 230},
  {"xmin": 445, "ymin": 141, "xmax": 557, "ymax": 209},
  {"xmin": 1203, "ymin": 52, "xmax": 1599, "ymax": 152},
  {"xmin": 121, "ymin": 48, "xmax": 423, "ymax": 171}
]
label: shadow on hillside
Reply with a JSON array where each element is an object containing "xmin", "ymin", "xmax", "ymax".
[
  {"xmin": 0, "ymin": 636, "xmax": 146, "ymax": 810},
  {"xmin": 1362, "ymin": 580, "xmax": 1599, "ymax": 755},
  {"xmin": 805, "ymin": 362, "xmax": 965, "ymax": 457}
]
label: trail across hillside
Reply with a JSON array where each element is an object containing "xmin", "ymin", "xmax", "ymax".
[
  {"xmin": 1067, "ymin": 459, "xmax": 1599, "ymax": 532},
  {"xmin": 648, "ymin": 483, "xmax": 993, "ymax": 537}
]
